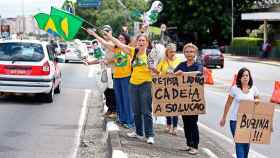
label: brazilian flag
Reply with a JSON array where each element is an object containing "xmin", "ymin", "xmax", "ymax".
[
  {"xmin": 34, "ymin": 13, "xmax": 64, "ymax": 37},
  {"xmin": 50, "ymin": 7, "xmax": 84, "ymax": 41}
]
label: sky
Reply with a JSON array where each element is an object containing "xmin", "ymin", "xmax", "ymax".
[{"xmin": 0, "ymin": 0, "xmax": 70, "ymax": 18}]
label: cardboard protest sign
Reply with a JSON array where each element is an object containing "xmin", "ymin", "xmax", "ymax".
[
  {"xmin": 152, "ymin": 72, "xmax": 206, "ymax": 116},
  {"xmin": 234, "ymin": 100, "xmax": 275, "ymax": 144}
]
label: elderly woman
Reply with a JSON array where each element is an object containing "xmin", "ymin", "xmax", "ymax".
[{"xmin": 174, "ymin": 43, "xmax": 203, "ymax": 155}]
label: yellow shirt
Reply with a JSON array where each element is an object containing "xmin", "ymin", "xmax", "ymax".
[
  {"xmin": 129, "ymin": 48, "xmax": 152, "ymax": 85},
  {"xmin": 113, "ymin": 47, "xmax": 131, "ymax": 78},
  {"xmin": 156, "ymin": 57, "xmax": 181, "ymax": 75}
]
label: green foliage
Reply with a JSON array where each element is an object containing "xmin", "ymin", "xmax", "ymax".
[
  {"xmin": 74, "ymin": 0, "xmax": 148, "ymax": 39},
  {"xmin": 231, "ymin": 37, "xmax": 263, "ymax": 47},
  {"xmin": 155, "ymin": 0, "xmax": 232, "ymax": 44}
]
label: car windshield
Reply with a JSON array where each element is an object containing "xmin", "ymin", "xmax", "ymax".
[
  {"xmin": 0, "ymin": 42, "xmax": 44, "ymax": 62},
  {"xmin": 202, "ymin": 49, "xmax": 221, "ymax": 55}
]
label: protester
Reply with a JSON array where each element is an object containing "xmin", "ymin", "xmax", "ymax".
[
  {"xmin": 220, "ymin": 67, "xmax": 260, "ymax": 158},
  {"xmin": 104, "ymin": 32, "xmax": 155, "ymax": 144},
  {"xmin": 86, "ymin": 25, "xmax": 116, "ymax": 119},
  {"xmin": 156, "ymin": 43, "xmax": 181, "ymax": 135},
  {"xmin": 112, "ymin": 32, "xmax": 134, "ymax": 128},
  {"xmin": 174, "ymin": 43, "xmax": 203, "ymax": 155}
]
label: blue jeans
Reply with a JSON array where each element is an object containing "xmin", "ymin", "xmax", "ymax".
[
  {"xmin": 129, "ymin": 82, "xmax": 154, "ymax": 137},
  {"xmin": 166, "ymin": 116, "xmax": 178, "ymax": 127},
  {"xmin": 114, "ymin": 77, "xmax": 134, "ymax": 126},
  {"xmin": 230, "ymin": 120, "xmax": 250, "ymax": 158}
]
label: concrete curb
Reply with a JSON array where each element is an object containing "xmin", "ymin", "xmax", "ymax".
[{"xmin": 105, "ymin": 118, "xmax": 128, "ymax": 158}]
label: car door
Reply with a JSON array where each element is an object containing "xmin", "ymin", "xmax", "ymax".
[{"xmin": 47, "ymin": 45, "xmax": 61, "ymax": 88}]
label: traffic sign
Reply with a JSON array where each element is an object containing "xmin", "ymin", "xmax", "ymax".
[{"xmin": 77, "ymin": 0, "xmax": 102, "ymax": 8}]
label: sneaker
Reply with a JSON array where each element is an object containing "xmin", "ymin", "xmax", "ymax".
[
  {"xmin": 127, "ymin": 132, "xmax": 144, "ymax": 140},
  {"xmin": 147, "ymin": 137, "xmax": 155, "ymax": 144}
]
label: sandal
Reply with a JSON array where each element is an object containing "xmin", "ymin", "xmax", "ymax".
[
  {"xmin": 188, "ymin": 148, "xmax": 198, "ymax": 155},
  {"xmin": 179, "ymin": 146, "xmax": 191, "ymax": 151},
  {"xmin": 172, "ymin": 128, "xmax": 177, "ymax": 135},
  {"xmin": 166, "ymin": 125, "xmax": 171, "ymax": 132}
]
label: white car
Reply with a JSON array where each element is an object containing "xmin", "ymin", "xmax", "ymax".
[
  {"xmin": 0, "ymin": 40, "xmax": 63, "ymax": 102},
  {"xmin": 65, "ymin": 43, "xmax": 82, "ymax": 63}
]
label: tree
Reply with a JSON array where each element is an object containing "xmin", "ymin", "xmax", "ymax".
[
  {"xmin": 154, "ymin": 0, "xmax": 232, "ymax": 45},
  {"xmin": 74, "ymin": 0, "xmax": 148, "ymax": 39}
]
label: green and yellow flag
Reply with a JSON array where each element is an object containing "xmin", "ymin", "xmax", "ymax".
[
  {"xmin": 34, "ymin": 13, "xmax": 64, "ymax": 37},
  {"xmin": 50, "ymin": 7, "xmax": 83, "ymax": 41}
]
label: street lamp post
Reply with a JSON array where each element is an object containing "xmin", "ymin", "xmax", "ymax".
[{"xmin": 231, "ymin": 0, "xmax": 234, "ymax": 42}]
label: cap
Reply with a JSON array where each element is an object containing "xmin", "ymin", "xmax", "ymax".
[
  {"xmin": 102, "ymin": 25, "xmax": 112, "ymax": 32},
  {"xmin": 166, "ymin": 43, "xmax": 177, "ymax": 52}
]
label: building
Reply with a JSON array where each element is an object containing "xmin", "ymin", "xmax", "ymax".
[{"xmin": 242, "ymin": 1, "xmax": 280, "ymax": 43}]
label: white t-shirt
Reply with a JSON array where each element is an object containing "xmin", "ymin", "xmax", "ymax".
[{"xmin": 229, "ymin": 85, "xmax": 260, "ymax": 121}]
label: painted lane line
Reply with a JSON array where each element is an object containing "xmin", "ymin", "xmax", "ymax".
[
  {"xmin": 106, "ymin": 121, "xmax": 120, "ymax": 132},
  {"xmin": 198, "ymin": 122, "xmax": 267, "ymax": 158},
  {"xmin": 71, "ymin": 89, "xmax": 91, "ymax": 158},
  {"xmin": 88, "ymin": 66, "xmax": 95, "ymax": 78},
  {"xmin": 112, "ymin": 150, "xmax": 128, "ymax": 158},
  {"xmin": 201, "ymin": 148, "xmax": 219, "ymax": 158}
]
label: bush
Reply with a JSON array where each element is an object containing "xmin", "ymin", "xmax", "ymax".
[{"xmin": 231, "ymin": 37, "xmax": 263, "ymax": 47}]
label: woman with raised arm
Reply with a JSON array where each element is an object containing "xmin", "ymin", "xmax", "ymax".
[{"xmin": 104, "ymin": 32, "xmax": 155, "ymax": 144}]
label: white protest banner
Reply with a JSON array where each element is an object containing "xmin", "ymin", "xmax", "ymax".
[
  {"xmin": 234, "ymin": 100, "xmax": 275, "ymax": 144},
  {"xmin": 152, "ymin": 72, "xmax": 206, "ymax": 116}
]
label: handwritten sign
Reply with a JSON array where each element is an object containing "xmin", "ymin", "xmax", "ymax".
[
  {"xmin": 234, "ymin": 100, "xmax": 275, "ymax": 144},
  {"xmin": 152, "ymin": 72, "xmax": 206, "ymax": 116}
]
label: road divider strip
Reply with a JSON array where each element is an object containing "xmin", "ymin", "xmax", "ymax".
[
  {"xmin": 72, "ymin": 89, "xmax": 91, "ymax": 158},
  {"xmin": 201, "ymin": 148, "xmax": 219, "ymax": 158},
  {"xmin": 88, "ymin": 66, "xmax": 95, "ymax": 78}
]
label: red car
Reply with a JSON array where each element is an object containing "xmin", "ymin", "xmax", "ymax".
[{"xmin": 201, "ymin": 49, "xmax": 224, "ymax": 68}]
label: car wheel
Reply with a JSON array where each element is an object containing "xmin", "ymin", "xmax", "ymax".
[
  {"xmin": 40, "ymin": 86, "xmax": 54, "ymax": 103},
  {"xmin": 65, "ymin": 60, "xmax": 69, "ymax": 63},
  {"xmin": 54, "ymin": 82, "xmax": 61, "ymax": 94},
  {"xmin": 220, "ymin": 64, "xmax": 224, "ymax": 68}
]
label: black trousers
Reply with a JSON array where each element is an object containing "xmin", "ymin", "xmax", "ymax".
[
  {"xmin": 104, "ymin": 88, "xmax": 116, "ymax": 112},
  {"xmin": 182, "ymin": 115, "xmax": 199, "ymax": 149}
]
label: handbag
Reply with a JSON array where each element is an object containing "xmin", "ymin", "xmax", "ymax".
[{"xmin": 101, "ymin": 69, "xmax": 108, "ymax": 83}]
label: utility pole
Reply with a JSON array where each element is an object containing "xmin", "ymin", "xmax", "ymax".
[
  {"xmin": 22, "ymin": 0, "xmax": 25, "ymax": 35},
  {"xmin": 231, "ymin": 0, "xmax": 234, "ymax": 42}
]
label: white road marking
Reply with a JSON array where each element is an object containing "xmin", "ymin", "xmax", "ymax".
[
  {"xmin": 106, "ymin": 121, "xmax": 120, "ymax": 132},
  {"xmin": 71, "ymin": 89, "xmax": 91, "ymax": 158},
  {"xmin": 88, "ymin": 66, "xmax": 95, "ymax": 78},
  {"xmin": 275, "ymin": 109, "xmax": 280, "ymax": 113},
  {"xmin": 201, "ymin": 148, "xmax": 219, "ymax": 158},
  {"xmin": 198, "ymin": 122, "xmax": 267, "ymax": 158},
  {"xmin": 112, "ymin": 150, "xmax": 128, "ymax": 158}
]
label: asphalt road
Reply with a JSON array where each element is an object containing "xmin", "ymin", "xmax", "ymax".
[
  {"xmin": 199, "ymin": 57, "xmax": 280, "ymax": 158},
  {"xmin": 0, "ymin": 63, "xmax": 98, "ymax": 158},
  {"xmin": 0, "ymin": 57, "xmax": 279, "ymax": 158}
]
